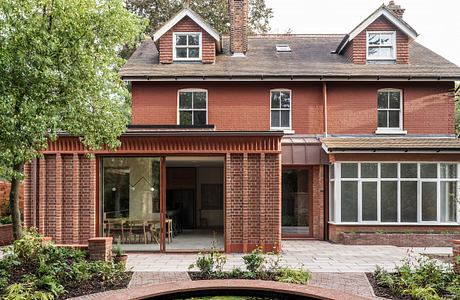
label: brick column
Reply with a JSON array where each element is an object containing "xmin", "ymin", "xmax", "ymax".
[
  {"xmin": 88, "ymin": 237, "xmax": 113, "ymax": 261},
  {"xmin": 259, "ymin": 153, "xmax": 266, "ymax": 249},
  {"xmin": 312, "ymin": 165, "xmax": 325, "ymax": 240},
  {"xmin": 23, "ymin": 162, "xmax": 31, "ymax": 228},
  {"xmin": 72, "ymin": 154, "xmax": 80, "ymax": 244},
  {"xmin": 38, "ymin": 157, "xmax": 46, "ymax": 235},
  {"xmin": 55, "ymin": 153, "xmax": 62, "ymax": 243},
  {"xmin": 453, "ymin": 240, "xmax": 460, "ymax": 274},
  {"xmin": 242, "ymin": 153, "xmax": 249, "ymax": 252}
]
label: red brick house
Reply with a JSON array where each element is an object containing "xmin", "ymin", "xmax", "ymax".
[{"xmin": 23, "ymin": 1, "xmax": 460, "ymax": 252}]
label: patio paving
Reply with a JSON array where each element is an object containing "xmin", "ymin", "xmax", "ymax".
[{"xmin": 126, "ymin": 240, "xmax": 453, "ymax": 273}]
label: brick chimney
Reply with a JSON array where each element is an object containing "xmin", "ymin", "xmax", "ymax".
[
  {"xmin": 228, "ymin": 0, "xmax": 249, "ymax": 56},
  {"xmin": 387, "ymin": 1, "xmax": 405, "ymax": 18}
]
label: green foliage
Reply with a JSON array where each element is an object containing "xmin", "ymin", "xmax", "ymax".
[
  {"xmin": 242, "ymin": 247, "xmax": 265, "ymax": 273},
  {"xmin": 0, "ymin": 215, "xmax": 12, "ymax": 225},
  {"xmin": 113, "ymin": 237, "xmax": 125, "ymax": 257},
  {"xmin": 0, "ymin": 228, "xmax": 129, "ymax": 298},
  {"xmin": 0, "ymin": 0, "xmax": 147, "ymax": 238},
  {"xmin": 373, "ymin": 254, "xmax": 460, "ymax": 299},
  {"xmin": 275, "ymin": 267, "xmax": 311, "ymax": 284},
  {"xmin": 188, "ymin": 242, "xmax": 227, "ymax": 278},
  {"xmin": 126, "ymin": 0, "xmax": 273, "ymax": 35}
]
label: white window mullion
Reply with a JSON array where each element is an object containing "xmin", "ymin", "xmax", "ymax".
[
  {"xmin": 358, "ymin": 163, "xmax": 362, "ymax": 222},
  {"xmin": 437, "ymin": 164, "xmax": 441, "ymax": 222},
  {"xmin": 336, "ymin": 163, "xmax": 342, "ymax": 223},
  {"xmin": 397, "ymin": 163, "xmax": 401, "ymax": 222},
  {"xmin": 377, "ymin": 163, "xmax": 381, "ymax": 222}
]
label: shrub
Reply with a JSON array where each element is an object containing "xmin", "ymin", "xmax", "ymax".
[
  {"xmin": 242, "ymin": 247, "xmax": 265, "ymax": 273},
  {"xmin": 0, "ymin": 228, "xmax": 129, "ymax": 299},
  {"xmin": 0, "ymin": 215, "xmax": 12, "ymax": 225},
  {"xmin": 373, "ymin": 253, "xmax": 459, "ymax": 300},
  {"xmin": 275, "ymin": 267, "xmax": 311, "ymax": 284},
  {"xmin": 188, "ymin": 242, "xmax": 227, "ymax": 278}
]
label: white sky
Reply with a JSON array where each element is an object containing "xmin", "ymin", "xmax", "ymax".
[{"xmin": 266, "ymin": 0, "xmax": 460, "ymax": 66}]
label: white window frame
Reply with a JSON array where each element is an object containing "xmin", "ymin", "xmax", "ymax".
[
  {"xmin": 366, "ymin": 31, "xmax": 397, "ymax": 61},
  {"xmin": 173, "ymin": 32, "xmax": 202, "ymax": 61},
  {"xmin": 329, "ymin": 162, "xmax": 460, "ymax": 225},
  {"xmin": 375, "ymin": 88, "xmax": 406, "ymax": 135},
  {"xmin": 270, "ymin": 89, "xmax": 292, "ymax": 131},
  {"xmin": 177, "ymin": 88, "xmax": 208, "ymax": 125}
]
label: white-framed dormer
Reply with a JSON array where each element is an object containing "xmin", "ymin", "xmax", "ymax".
[
  {"xmin": 173, "ymin": 32, "xmax": 202, "ymax": 61},
  {"xmin": 366, "ymin": 30, "xmax": 397, "ymax": 62},
  {"xmin": 375, "ymin": 88, "xmax": 407, "ymax": 135},
  {"xmin": 270, "ymin": 89, "xmax": 293, "ymax": 132},
  {"xmin": 177, "ymin": 88, "xmax": 208, "ymax": 125}
]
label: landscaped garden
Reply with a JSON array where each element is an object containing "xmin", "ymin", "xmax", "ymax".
[
  {"xmin": 188, "ymin": 245, "xmax": 311, "ymax": 285},
  {"xmin": 368, "ymin": 252, "xmax": 460, "ymax": 300},
  {"xmin": 0, "ymin": 229, "xmax": 130, "ymax": 299}
]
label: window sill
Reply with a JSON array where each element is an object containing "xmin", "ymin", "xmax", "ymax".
[
  {"xmin": 270, "ymin": 128, "xmax": 294, "ymax": 134},
  {"xmin": 375, "ymin": 129, "xmax": 407, "ymax": 135}
]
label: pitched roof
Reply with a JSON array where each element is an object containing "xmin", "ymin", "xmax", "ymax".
[
  {"xmin": 120, "ymin": 35, "xmax": 460, "ymax": 80},
  {"xmin": 321, "ymin": 137, "xmax": 460, "ymax": 152},
  {"xmin": 336, "ymin": 4, "xmax": 418, "ymax": 54},
  {"xmin": 152, "ymin": 7, "xmax": 220, "ymax": 43}
]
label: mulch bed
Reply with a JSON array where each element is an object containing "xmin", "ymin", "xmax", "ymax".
[
  {"xmin": 59, "ymin": 271, "xmax": 133, "ymax": 299},
  {"xmin": 365, "ymin": 273, "xmax": 410, "ymax": 300}
]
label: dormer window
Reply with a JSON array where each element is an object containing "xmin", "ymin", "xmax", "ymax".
[
  {"xmin": 367, "ymin": 31, "xmax": 396, "ymax": 62},
  {"xmin": 173, "ymin": 32, "xmax": 202, "ymax": 61}
]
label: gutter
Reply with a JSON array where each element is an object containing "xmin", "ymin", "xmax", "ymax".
[{"xmin": 121, "ymin": 75, "xmax": 460, "ymax": 82}]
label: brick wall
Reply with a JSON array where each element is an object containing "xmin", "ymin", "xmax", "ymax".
[
  {"xmin": 24, "ymin": 154, "xmax": 97, "ymax": 244},
  {"xmin": 329, "ymin": 224, "xmax": 460, "ymax": 246},
  {"xmin": 159, "ymin": 16, "xmax": 216, "ymax": 64},
  {"xmin": 131, "ymin": 81, "xmax": 454, "ymax": 135},
  {"xmin": 311, "ymin": 165, "xmax": 325, "ymax": 240},
  {"xmin": 327, "ymin": 81, "xmax": 455, "ymax": 135},
  {"xmin": 344, "ymin": 15, "xmax": 410, "ymax": 64},
  {"xmin": 225, "ymin": 153, "xmax": 281, "ymax": 252},
  {"xmin": 0, "ymin": 181, "xmax": 24, "ymax": 215},
  {"xmin": 0, "ymin": 224, "xmax": 13, "ymax": 246}
]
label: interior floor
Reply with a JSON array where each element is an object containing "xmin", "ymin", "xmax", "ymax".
[{"xmin": 118, "ymin": 229, "xmax": 223, "ymax": 252}]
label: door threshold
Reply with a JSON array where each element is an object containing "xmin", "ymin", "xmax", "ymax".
[{"xmin": 282, "ymin": 237, "xmax": 317, "ymax": 240}]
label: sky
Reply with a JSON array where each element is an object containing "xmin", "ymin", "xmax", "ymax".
[{"xmin": 265, "ymin": 0, "xmax": 460, "ymax": 66}]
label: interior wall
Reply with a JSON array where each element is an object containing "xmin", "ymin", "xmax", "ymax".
[{"xmin": 196, "ymin": 167, "xmax": 224, "ymax": 227}]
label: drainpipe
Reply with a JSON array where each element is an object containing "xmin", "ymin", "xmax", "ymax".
[{"xmin": 322, "ymin": 82, "xmax": 328, "ymax": 137}]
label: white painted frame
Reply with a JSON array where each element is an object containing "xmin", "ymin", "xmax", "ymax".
[
  {"xmin": 375, "ymin": 88, "xmax": 406, "ymax": 134},
  {"xmin": 270, "ymin": 89, "xmax": 292, "ymax": 131},
  {"xmin": 330, "ymin": 162, "xmax": 460, "ymax": 225},
  {"xmin": 366, "ymin": 31, "xmax": 397, "ymax": 61},
  {"xmin": 177, "ymin": 88, "xmax": 208, "ymax": 125},
  {"xmin": 173, "ymin": 32, "xmax": 202, "ymax": 61}
]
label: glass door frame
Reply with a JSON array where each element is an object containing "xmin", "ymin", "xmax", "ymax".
[{"xmin": 281, "ymin": 166, "xmax": 313, "ymax": 239}]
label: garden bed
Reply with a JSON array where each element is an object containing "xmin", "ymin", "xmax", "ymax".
[
  {"xmin": 0, "ymin": 229, "xmax": 132, "ymax": 299},
  {"xmin": 365, "ymin": 254, "xmax": 459, "ymax": 300}
]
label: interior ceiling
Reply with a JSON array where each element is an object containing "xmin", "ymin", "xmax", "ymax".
[{"xmin": 165, "ymin": 156, "xmax": 224, "ymax": 167}]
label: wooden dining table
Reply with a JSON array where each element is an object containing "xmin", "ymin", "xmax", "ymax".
[{"xmin": 105, "ymin": 218, "xmax": 172, "ymax": 244}]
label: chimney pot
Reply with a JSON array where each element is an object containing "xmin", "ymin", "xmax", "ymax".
[
  {"xmin": 228, "ymin": 0, "xmax": 249, "ymax": 56},
  {"xmin": 387, "ymin": 1, "xmax": 405, "ymax": 19}
]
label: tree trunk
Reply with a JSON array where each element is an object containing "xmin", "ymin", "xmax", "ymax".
[{"xmin": 9, "ymin": 162, "xmax": 24, "ymax": 240}]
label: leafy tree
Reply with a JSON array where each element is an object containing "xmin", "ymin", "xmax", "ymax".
[
  {"xmin": 126, "ymin": 0, "xmax": 273, "ymax": 35},
  {"xmin": 0, "ymin": 0, "xmax": 146, "ymax": 239}
]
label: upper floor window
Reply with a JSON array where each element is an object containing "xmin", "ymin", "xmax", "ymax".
[
  {"xmin": 377, "ymin": 89, "xmax": 403, "ymax": 132},
  {"xmin": 178, "ymin": 89, "xmax": 207, "ymax": 125},
  {"xmin": 173, "ymin": 32, "xmax": 201, "ymax": 61},
  {"xmin": 367, "ymin": 31, "xmax": 396, "ymax": 61},
  {"xmin": 270, "ymin": 90, "xmax": 291, "ymax": 130}
]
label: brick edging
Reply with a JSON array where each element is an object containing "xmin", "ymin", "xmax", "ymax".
[{"xmin": 91, "ymin": 279, "xmax": 370, "ymax": 300}]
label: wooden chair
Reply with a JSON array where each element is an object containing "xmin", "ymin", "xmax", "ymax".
[
  {"xmin": 105, "ymin": 218, "xmax": 126, "ymax": 243},
  {"xmin": 126, "ymin": 220, "xmax": 148, "ymax": 244}
]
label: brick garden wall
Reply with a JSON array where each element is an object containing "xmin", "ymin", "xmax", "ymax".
[
  {"xmin": 225, "ymin": 153, "xmax": 281, "ymax": 252},
  {"xmin": 0, "ymin": 224, "xmax": 13, "ymax": 246},
  {"xmin": 0, "ymin": 181, "xmax": 24, "ymax": 215}
]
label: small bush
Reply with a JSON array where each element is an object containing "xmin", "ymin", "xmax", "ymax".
[
  {"xmin": 188, "ymin": 242, "xmax": 227, "ymax": 278},
  {"xmin": 373, "ymin": 253, "xmax": 459, "ymax": 300},
  {"xmin": 242, "ymin": 247, "xmax": 265, "ymax": 273},
  {"xmin": 275, "ymin": 267, "xmax": 311, "ymax": 284},
  {"xmin": 0, "ymin": 215, "xmax": 12, "ymax": 225},
  {"xmin": 0, "ymin": 228, "xmax": 129, "ymax": 299}
]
